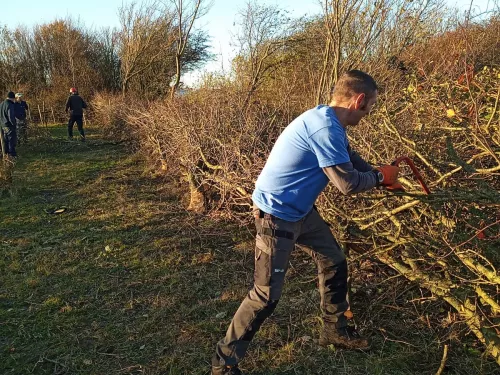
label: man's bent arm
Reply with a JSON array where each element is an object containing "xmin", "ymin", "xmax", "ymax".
[
  {"xmin": 323, "ymin": 162, "xmax": 378, "ymax": 195},
  {"xmin": 347, "ymin": 145, "xmax": 373, "ymax": 172},
  {"xmin": 8, "ymin": 103, "xmax": 16, "ymax": 126}
]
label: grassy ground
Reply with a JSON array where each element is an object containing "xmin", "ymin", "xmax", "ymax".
[{"xmin": 1, "ymin": 125, "xmax": 497, "ymax": 375}]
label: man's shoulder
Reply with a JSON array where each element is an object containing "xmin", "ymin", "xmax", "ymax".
[
  {"xmin": 0, "ymin": 100, "xmax": 12, "ymax": 114},
  {"xmin": 301, "ymin": 105, "xmax": 342, "ymax": 136},
  {"xmin": 68, "ymin": 95, "xmax": 80, "ymax": 102}
]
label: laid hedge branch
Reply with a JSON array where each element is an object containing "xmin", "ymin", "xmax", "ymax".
[
  {"xmin": 358, "ymin": 200, "xmax": 421, "ymax": 230},
  {"xmin": 376, "ymin": 251, "xmax": 500, "ymax": 366},
  {"xmin": 435, "ymin": 344, "xmax": 449, "ymax": 375},
  {"xmin": 456, "ymin": 252, "xmax": 500, "ymax": 284}
]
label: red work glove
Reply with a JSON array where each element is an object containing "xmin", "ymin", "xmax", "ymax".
[
  {"xmin": 385, "ymin": 182, "xmax": 405, "ymax": 192},
  {"xmin": 376, "ymin": 165, "xmax": 400, "ymax": 185}
]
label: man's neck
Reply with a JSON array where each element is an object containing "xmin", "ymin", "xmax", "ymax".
[{"xmin": 329, "ymin": 102, "xmax": 350, "ymax": 128}]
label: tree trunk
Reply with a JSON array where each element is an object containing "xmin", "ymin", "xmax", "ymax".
[{"xmin": 170, "ymin": 54, "xmax": 181, "ymax": 100}]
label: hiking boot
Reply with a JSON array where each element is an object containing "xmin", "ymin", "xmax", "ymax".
[
  {"xmin": 211, "ymin": 364, "xmax": 242, "ymax": 375},
  {"xmin": 319, "ymin": 325, "xmax": 371, "ymax": 350},
  {"xmin": 211, "ymin": 355, "xmax": 242, "ymax": 375}
]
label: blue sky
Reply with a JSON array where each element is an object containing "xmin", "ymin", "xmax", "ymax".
[{"xmin": 3, "ymin": 0, "xmax": 494, "ymax": 85}]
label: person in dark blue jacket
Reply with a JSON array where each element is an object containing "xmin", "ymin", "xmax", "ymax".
[{"xmin": 0, "ymin": 92, "xmax": 17, "ymax": 158}]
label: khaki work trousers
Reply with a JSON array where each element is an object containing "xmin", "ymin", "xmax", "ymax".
[{"xmin": 215, "ymin": 205, "xmax": 349, "ymax": 366}]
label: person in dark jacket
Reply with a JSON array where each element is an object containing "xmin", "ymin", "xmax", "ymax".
[
  {"xmin": 14, "ymin": 93, "xmax": 29, "ymax": 145},
  {"xmin": 65, "ymin": 87, "xmax": 87, "ymax": 141},
  {"xmin": 0, "ymin": 91, "xmax": 18, "ymax": 158}
]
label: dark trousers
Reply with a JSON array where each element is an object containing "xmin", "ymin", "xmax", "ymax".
[
  {"xmin": 215, "ymin": 206, "xmax": 348, "ymax": 366},
  {"xmin": 16, "ymin": 118, "xmax": 28, "ymax": 144},
  {"xmin": 68, "ymin": 115, "xmax": 84, "ymax": 138},
  {"xmin": 1, "ymin": 126, "xmax": 17, "ymax": 157}
]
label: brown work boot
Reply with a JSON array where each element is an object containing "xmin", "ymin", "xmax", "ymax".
[
  {"xmin": 319, "ymin": 325, "xmax": 371, "ymax": 350},
  {"xmin": 211, "ymin": 354, "xmax": 243, "ymax": 375}
]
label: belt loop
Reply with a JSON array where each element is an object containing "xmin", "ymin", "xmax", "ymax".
[
  {"xmin": 253, "ymin": 208, "xmax": 273, "ymax": 220},
  {"xmin": 252, "ymin": 206, "xmax": 261, "ymax": 219}
]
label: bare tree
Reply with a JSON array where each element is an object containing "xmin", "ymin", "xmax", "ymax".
[
  {"xmin": 88, "ymin": 27, "xmax": 121, "ymax": 92},
  {"xmin": 167, "ymin": 0, "xmax": 212, "ymax": 99},
  {"xmin": 233, "ymin": 1, "xmax": 296, "ymax": 109},
  {"xmin": 117, "ymin": 1, "xmax": 176, "ymax": 96},
  {"xmin": 316, "ymin": 0, "xmax": 445, "ymax": 104},
  {"xmin": 0, "ymin": 27, "xmax": 19, "ymax": 89}
]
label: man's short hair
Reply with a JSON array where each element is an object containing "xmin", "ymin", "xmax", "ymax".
[
  {"xmin": 7, "ymin": 91, "xmax": 15, "ymax": 99},
  {"xmin": 331, "ymin": 70, "xmax": 378, "ymax": 102}
]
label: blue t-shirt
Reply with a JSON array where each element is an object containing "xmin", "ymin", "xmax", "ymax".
[{"xmin": 252, "ymin": 105, "xmax": 350, "ymax": 221}]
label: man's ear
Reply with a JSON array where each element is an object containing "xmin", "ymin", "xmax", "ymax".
[{"xmin": 354, "ymin": 93, "xmax": 366, "ymax": 110}]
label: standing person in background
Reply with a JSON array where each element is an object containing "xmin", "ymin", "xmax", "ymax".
[
  {"xmin": 0, "ymin": 92, "xmax": 18, "ymax": 158},
  {"xmin": 65, "ymin": 87, "xmax": 87, "ymax": 141},
  {"xmin": 14, "ymin": 93, "xmax": 29, "ymax": 145},
  {"xmin": 211, "ymin": 70, "xmax": 401, "ymax": 375}
]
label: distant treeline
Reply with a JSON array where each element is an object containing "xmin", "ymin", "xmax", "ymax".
[{"xmin": 0, "ymin": 0, "xmax": 213, "ymax": 118}]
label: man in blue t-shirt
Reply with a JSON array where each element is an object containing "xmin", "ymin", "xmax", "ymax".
[{"xmin": 212, "ymin": 70, "xmax": 400, "ymax": 375}]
